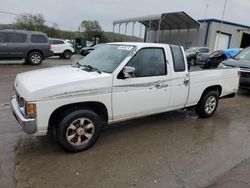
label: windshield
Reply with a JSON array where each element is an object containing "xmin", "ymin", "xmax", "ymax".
[
  {"xmin": 186, "ymin": 47, "xmax": 198, "ymax": 53},
  {"xmin": 234, "ymin": 48, "xmax": 250, "ymax": 60},
  {"xmin": 79, "ymin": 44, "xmax": 135, "ymax": 73}
]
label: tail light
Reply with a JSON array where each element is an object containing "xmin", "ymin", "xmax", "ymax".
[{"xmin": 49, "ymin": 44, "xmax": 51, "ymax": 49}]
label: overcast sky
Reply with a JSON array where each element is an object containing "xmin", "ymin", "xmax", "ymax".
[{"xmin": 1, "ymin": 0, "xmax": 250, "ymax": 36}]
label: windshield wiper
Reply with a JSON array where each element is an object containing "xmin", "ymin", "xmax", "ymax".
[
  {"xmin": 82, "ymin": 65, "xmax": 102, "ymax": 74},
  {"xmin": 71, "ymin": 62, "xmax": 82, "ymax": 68}
]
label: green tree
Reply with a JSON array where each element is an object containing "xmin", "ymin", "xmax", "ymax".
[
  {"xmin": 15, "ymin": 13, "xmax": 45, "ymax": 31},
  {"xmin": 80, "ymin": 20, "xmax": 104, "ymax": 41}
]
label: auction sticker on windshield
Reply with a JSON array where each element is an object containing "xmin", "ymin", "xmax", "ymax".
[{"xmin": 118, "ymin": 46, "xmax": 134, "ymax": 51}]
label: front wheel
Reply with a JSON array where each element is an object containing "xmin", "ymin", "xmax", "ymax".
[
  {"xmin": 196, "ymin": 90, "xmax": 219, "ymax": 118},
  {"xmin": 56, "ymin": 109, "xmax": 102, "ymax": 152}
]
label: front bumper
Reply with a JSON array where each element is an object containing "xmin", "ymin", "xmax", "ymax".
[{"xmin": 10, "ymin": 96, "xmax": 37, "ymax": 134}]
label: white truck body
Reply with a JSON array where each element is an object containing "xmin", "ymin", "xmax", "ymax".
[{"xmin": 11, "ymin": 42, "xmax": 239, "ymax": 138}]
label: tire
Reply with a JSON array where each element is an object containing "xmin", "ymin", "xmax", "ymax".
[
  {"xmin": 190, "ymin": 58, "xmax": 195, "ymax": 66},
  {"xmin": 28, "ymin": 51, "xmax": 43, "ymax": 65},
  {"xmin": 63, "ymin": 50, "xmax": 72, "ymax": 59},
  {"xmin": 196, "ymin": 90, "xmax": 219, "ymax": 118},
  {"xmin": 56, "ymin": 109, "xmax": 102, "ymax": 152}
]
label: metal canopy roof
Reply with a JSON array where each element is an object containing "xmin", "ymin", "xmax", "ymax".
[{"xmin": 113, "ymin": 11, "xmax": 200, "ymax": 30}]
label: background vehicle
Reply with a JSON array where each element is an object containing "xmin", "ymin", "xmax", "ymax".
[
  {"xmin": 80, "ymin": 44, "xmax": 102, "ymax": 56},
  {"xmin": 218, "ymin": 47, "xmax": 250, "ymax": 90},
  {"xmin": 49, "ymin": 38, "xmax": 74, "ymax": 59},
  {"xmin": 186, "ymin": 47, "xmax": 210, "ymax": 66},
  {"xmin": 11, "ymin": 43, "xmax": 239, "ymax": 152},
  {"xmin": 0, "ymin": 29, "xmax": 53, "ymax": 65},
  {"xmin": 203, "ymin": 48, "xmax": 242, "ymax": 69}
]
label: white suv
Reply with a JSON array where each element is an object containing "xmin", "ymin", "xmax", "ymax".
[{"xmin": 49, "ymin": 38, "xmax": 74, "ymax": 59}]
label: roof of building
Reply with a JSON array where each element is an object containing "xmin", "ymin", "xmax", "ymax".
[
  {"xmin": 113, "ymin": 11, "xmax": 200, "ymax": 30},
  {"xmin": 198, "ymin": 19, "xmax": 250, "ymax": 29}
]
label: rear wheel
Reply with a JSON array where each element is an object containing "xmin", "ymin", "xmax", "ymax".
[
  {"xmin": 28, "ymin": 51, "xmax": 43, "ymax": 65},
  {"xmin": 56, "ymin": 109, "xmax": 102, "ymax": 152},
  {"xmin": 196, "ymin": 90, "xmax": 219, "ymax": 118},
  {"xmin": 63, "ymin": 50, "xmax": 72, "ymax": 59}
]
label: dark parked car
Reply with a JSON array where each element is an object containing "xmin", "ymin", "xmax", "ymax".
[
  {"xmin": 80, "ymin": 44, "xmax": 102, "ymax": 56},
  {"xmin": 202, "ymin": 48, "xmax": 242, "ymax": 69},
  {"xmin": 185, "ymin": 47, "xmax": 210, "ymax": 65},
  {"xmin": 218, "ymin": 47, "xmax": 250, "ymax": 90},
  {"xmin": 0, "ymin": 29, "xmax": 53, "ymax": 65}
]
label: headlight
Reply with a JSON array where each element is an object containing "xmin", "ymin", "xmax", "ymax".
[
  {"xmin": 25, "ymin": 102, "xmax": 36, "ymax": 118},
  {"xmin": 218, "ymin": 63, "xmax": 229, "ymax": 69}
]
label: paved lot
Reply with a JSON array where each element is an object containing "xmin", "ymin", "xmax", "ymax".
[{"xmin": 0, "ymin": 56, "xmax": 250, "ymax": 188}]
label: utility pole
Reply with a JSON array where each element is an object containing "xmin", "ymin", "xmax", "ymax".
[
  {"xmin": 203, "ymin": 3, "xmax": 209, "ymax": 46},
  {"xmin": 216, "ymin": 0, "xmax": 228, "ymax": 50}
]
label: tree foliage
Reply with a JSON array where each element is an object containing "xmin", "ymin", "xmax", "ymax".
[
  {"xmin": 81, "ymin": 20, "xmax": 104, "ymax": 40},
  {"xmin": 15, "ymin": 13, "xmax": 45, "ymax": 31}
]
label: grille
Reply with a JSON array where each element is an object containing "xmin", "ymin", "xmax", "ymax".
[{"xmin": 15, "ymin": 90, "xmax": 25, "ymax": 107}]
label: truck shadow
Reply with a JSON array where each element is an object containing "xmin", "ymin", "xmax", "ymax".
[{"xmin": 238, "ymin": 89, "xmax": 250, "ymax": 97}]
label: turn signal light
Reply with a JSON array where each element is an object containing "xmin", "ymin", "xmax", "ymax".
[{"xmin": 26, "ymin": 102, "xmax": 36, "ymax": 117}]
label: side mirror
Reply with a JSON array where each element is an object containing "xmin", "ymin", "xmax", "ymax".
[
  {"xmin": 196, "ymin": 50, "xmax": 201, "ymax": 54},
  {"xmin": 123, "ymin": 66, "xmax": 135, "ymax": 78}
]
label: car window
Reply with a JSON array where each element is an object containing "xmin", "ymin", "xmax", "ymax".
[
  {"xmin": 199, "ymin": 48, "xmax": 205, "ymax": 53},
  {"xmin": 126, "ymin": 48, "xmax": 166, "ymax": 77},
  {"xmin": 170, "ymin": 45, "xmax": 186, "ymax": 72},
  {"xmin": 31, "ymin": 34, "xmax": 47, "ymax": 43},
  {"xmin": 0, "ymin": 32, "xmax": 7, "ymax": 42},
  {"xmin": 205, "ymin": 48, "xmax": 210, "ymax": 53},
  {"xmin": 7, "ymin": 33, "xmax": 27, "ymax": 43},
  {"xmin": 234, "ymin": 48, "xmax": 250, "ymax": 60},
  {"xmin": 53, "ymin": 40, "xmax": 64, "ymax": 45}
]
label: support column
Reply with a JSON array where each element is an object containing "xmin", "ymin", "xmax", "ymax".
[
  {"xmin": 139, "ymin": 21, "xmax": 142, "ymax": 37},
  {"xmin": 118, "ymin": 24, "xmax": 121, "ymax": 34},
  {"xmin": 132, "ymin": 22, "xmax": 135, "ymax": 37},
  {"xmin": 148, "ymin": 21, "xmax": 152, "ymax": 42},
  {"xmin": 157, "ymin": 19, "xmax": 162, "ymax": 43},
  {"xmin": 125, "ymin": 23, "xmax": 128, "ymax": 36}
]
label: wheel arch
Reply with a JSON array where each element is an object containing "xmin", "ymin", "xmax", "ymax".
[
  {"xmin": 63, "ymin": 49, "xmax": 73, "ymax": 54},
  {"xmin": 198, "ymin": 85, "xmax": 222, "ymax": 104},
  {"xmin": 48, "ymin": 101, "xmax": 109, "ymax": 130}
]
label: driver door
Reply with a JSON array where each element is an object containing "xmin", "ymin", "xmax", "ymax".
[{"xmin": 112, "ymin": 47, "xmax": 171, "ymax": 121}]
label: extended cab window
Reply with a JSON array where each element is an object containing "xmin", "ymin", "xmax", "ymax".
[
  {"xmin": 170, "ymin": 45, "xmax": 185, "ymax": 72},
  {"xmin": 127, "ymin": 48, "xmax": 166, "ymax": 77},
  {"xmin": 31, "ymin": 34, "xmax": 47, "ymax": 43},
  {"xmin": 7, "ymin": 33, "xmax": 27, "ymax": 43}
]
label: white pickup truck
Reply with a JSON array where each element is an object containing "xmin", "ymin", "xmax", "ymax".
[{"xmin": 11, "ymin": 42, "xmax": 239, "ymax": 152}]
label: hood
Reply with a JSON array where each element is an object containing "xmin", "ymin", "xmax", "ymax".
[
  {"xmin": 222, "ymin": 59, "xmax": 250, "ymax": 69},
  {"xmin": 14, "ymin": 65, "xmax": 112, "ymax": 101}
]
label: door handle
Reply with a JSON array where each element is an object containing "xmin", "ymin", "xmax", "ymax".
[
  {"xmin": 155, "ymin": 83, "xmax": 168, "ymax": 89},
  {"xmin": 0, "ymin": 43, "xmax": 7, "ymax": 46},
  {"xmin": 183, "ymin": 79, "xmax": 189, "ymax": 86}
]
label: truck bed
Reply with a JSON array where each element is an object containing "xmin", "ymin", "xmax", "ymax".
[{"xmin": 185, "ymin": 68, "xmax": 239, "ymax": 107}]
